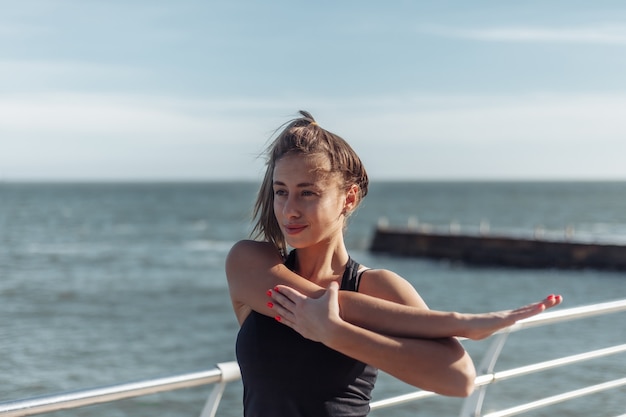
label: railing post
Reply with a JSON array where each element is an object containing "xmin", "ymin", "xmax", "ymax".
[
  {"xmin": 459, "ymin": 330, "xmax": 512, "ymax": 417},
  {"xmin": 199, "ymin": 362, "xmax": 241, "ymax": 417}
]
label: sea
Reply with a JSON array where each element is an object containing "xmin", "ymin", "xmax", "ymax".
[{"xmin": 1, "ymin": 181, "xmax": 625, "ymax": 417}]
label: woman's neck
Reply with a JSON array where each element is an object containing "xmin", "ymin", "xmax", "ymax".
[{"xmin": 292, "ymin": 241, "xmax": 350, "ymax": 287}]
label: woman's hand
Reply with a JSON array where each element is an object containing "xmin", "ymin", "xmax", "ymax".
[
  {"xmin": 268, "ymin": 282, "xmax": 342, "ymax": 344},
  {"xmin": 460, "ymin": 294, "xmax": 563, "ymax": 340}
]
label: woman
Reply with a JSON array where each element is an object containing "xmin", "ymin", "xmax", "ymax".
[{"xmin": 226, "ymin": 111, "xmax": 562, "ymax": 417}]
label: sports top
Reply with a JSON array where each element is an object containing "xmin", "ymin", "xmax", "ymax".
[{"xmin": 235, "ymin": 251, "xmax": 378, "ymax": 417}]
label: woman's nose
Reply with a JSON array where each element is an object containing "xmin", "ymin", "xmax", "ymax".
[{"xmin": 282, "ymin": 195, "xmax": 300, "ymax": 217}]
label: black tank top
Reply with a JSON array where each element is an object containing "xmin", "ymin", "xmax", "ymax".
[{"xmin": 235, "ymin": 251, "xmax": 378, "ymax": 417}]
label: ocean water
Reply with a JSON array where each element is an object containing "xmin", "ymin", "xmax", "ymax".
[{"xmin": 1, "ymin": 181, "xmax": 625, "ymax": 417}]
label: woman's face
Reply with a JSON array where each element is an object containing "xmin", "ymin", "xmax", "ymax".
[{"xmin": 272, "ymin": 153, "xmax": 350, "ymax": 250}]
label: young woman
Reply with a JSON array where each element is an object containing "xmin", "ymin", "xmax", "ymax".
[{"xmin": 226, "ymin": 111, "xmax": 562, "ymax": 417}]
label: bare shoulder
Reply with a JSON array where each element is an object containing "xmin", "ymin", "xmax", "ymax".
[
  {"xmin": 357, "ymin": 268, "xmax": 428, "ymax": 308},
  {"xmin": 226, "ymin": 240, "xmax": 282, "ymax": 275},
  {"xmin": 227, "ymin": 239, "xmax": 279, "ymax": 260},
  {"xmin": 226, "ymin": 240, "xmax": 284, "ymax": 325}
]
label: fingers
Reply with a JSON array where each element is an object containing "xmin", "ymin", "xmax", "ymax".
[
  {"xmin": 268, "ymin": 287, "xmax": 293, "ymax": 308},
  {"xmin": 267, "ymin": 288, "xmax": 293, "ymax": 322},
  {"xmin": 466, "ymin": 294, "xmax": 564, "ymax": 340},
  {"xmin": 267, "ymin": 285, "xmax": 310, "ymax": 324},
  {"xmin": 543, "ymin": 294, "xmax": 563, "ymax": 309},
  {"xmin": 509, "ymin": 294, "xmax": 564, "ymax": 322},
  {"xmin": 269, "ymin": 299, "xmax": 293, "ymax": 322},
  {"xmin": 274, "ymin": 285, "xmax": 311, "ymax": 304},
  {"xmin": 526, "ymin": 294, "xmax": 563, "ymax": 314}
]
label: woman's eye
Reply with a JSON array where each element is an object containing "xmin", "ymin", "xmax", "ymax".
[{"xmin": 274, "ymin": 189, "xmax": 287, "ymax": 196}]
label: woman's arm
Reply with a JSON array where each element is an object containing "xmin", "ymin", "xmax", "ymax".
[
  {"xmin": 226, "ymin": 240, "xmax": 324, "ymax": 324},
  {"xmin": 226, "ymin": 240, "xmax": 474, "ymax": 395},
  {"xmin": 226, "ymin": 240, "xmax": 562, "ymax": 339},
  {"xmin": 336, "ymin": 287, "xmax": 561, "ymax": 340},
  {"xmin": 272, "ymin": 281, "xmax": 475, "ymax": 396}
]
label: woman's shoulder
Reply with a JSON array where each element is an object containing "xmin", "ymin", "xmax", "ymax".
[
  {"xmin": 227, "ymin": 239, "xmax": 283, "ymax": 260},
  {"xmin": 225, "ymin": 240, "xmax": 285, "ymax": 284},
  {"xmin": 357, "ymin": 267, "xmax": 427, "ymax": 308},
  {"xmin": 357, "ymin": 267, "xmax": 408, "ymax": 289}
]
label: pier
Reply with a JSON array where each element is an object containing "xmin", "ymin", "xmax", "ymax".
[{"xmin": 370, "ymin": 222, "xmax": 626, "ymax": 270}]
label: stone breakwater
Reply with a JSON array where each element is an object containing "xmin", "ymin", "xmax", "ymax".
[{"xmin": 370, "ymin": 227, "xmax": 626, "ymax": 270}]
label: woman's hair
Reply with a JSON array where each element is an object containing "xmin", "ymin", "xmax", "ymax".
[{"xmin": 251, "ymin": 110, "xmax": 369, "ymax": 256}]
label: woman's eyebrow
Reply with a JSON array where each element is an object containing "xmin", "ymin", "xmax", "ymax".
[{"xmin": 273, "ymin": 181, "xmax": 316, "ymax": 188}]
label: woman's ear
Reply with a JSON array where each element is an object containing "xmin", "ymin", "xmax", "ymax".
[{"xmin": 343, "ymin": 184, "xmax": 359, "ymax": 214}]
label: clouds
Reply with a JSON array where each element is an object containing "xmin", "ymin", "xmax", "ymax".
[
  {"xmin": 2, "ymin": 1, "xmax": 626, "ymax": 180},
  {"xmin": 1, "ymin": 92, "xmax": 213, "ymax": 137},
  {"xmin": 2, "ymin": 89, "xmax": 625, "ymax": 180},
  {"xmin": 348, "ymin": 93, "xmax": 626, "ymax": 179},
  {"xmin": 0, "ymin": 60, "xmax": 144, "ymax": 94},
  {"xmin": 422, "ymin": 24, "xmax": 626, "ymax": 45},
  {"xmin": 328, "ymin": 92, "xmax": 626, "ymax": 179},
  {"xmin": 0, "ymin": 91, "xmax": 270, "ymax": 180}
]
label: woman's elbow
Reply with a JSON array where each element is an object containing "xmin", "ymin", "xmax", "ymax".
[
  {"xmin": 389, "ymin": 339, "xmax": 476, "ymax": 396},
  {"xmin": 427, "ymin": 340, "xmax": 476, "ymax": 397},
  {"xmin": 403, "ymin": 357, "xmax": 475, "ymax": 397},
  {"xmin": 443, "ymin": 352, "xmax": 476, "ymax": 397}
]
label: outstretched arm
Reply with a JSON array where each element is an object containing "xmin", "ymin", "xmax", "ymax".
[
  {"xmin": 226, "ymin": 240, "xmax": 562, "ymax": 339},
  {"xmin": 334, "ymin": 288, "xmax": 562, "ymax": 340}
]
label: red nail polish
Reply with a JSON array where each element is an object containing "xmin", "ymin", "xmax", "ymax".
[
  {"xmin": 547, "ymin": 294, "xmax": 555, "ymax": 300},
  {"xmin": 274, "ymin": 286, "xmax": 279, "ymax": 292},
  {"xmin": 267, "ymin": 302, "xmax": 274, "ymax": 309},
  {"xmin": 275, "ymin": 316, "xmax": 281, "ymax": 322},
  {"xmin": 267, "ymin": 290, "xmax": 272, "ymax": 297}
]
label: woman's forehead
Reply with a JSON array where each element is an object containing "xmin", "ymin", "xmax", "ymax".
[
  {"xmin": 273, "ymin": 153, "xmax": 337, "ymax": 183},
  {"xmin": 275, "ymin": 153, "xmax": 330, "ymax": 172}
]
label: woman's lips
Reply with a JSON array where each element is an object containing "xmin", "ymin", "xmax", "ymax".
[{"xmin": 284, "ymin": 224, "xmax": 307, "ymax": 235}]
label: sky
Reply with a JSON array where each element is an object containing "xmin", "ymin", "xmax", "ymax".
[{"xmin": 2, "ymin": 0, "xmax": 626, "ymax": 181}]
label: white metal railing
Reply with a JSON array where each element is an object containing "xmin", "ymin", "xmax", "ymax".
[
  {"xmin": 459, "ymin": 299, "xmax": 626, "ymax": 417},
  {"xmin": 1, "ymin": 300, "xmax": 624, "ymax": 417},
  {"xmin": 0, "ymin": 362, "xmax": 241, "ymax": 417},
  {"xmin": 371, "ymin": 299, "xmax": 626, "ymax": 417}
]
